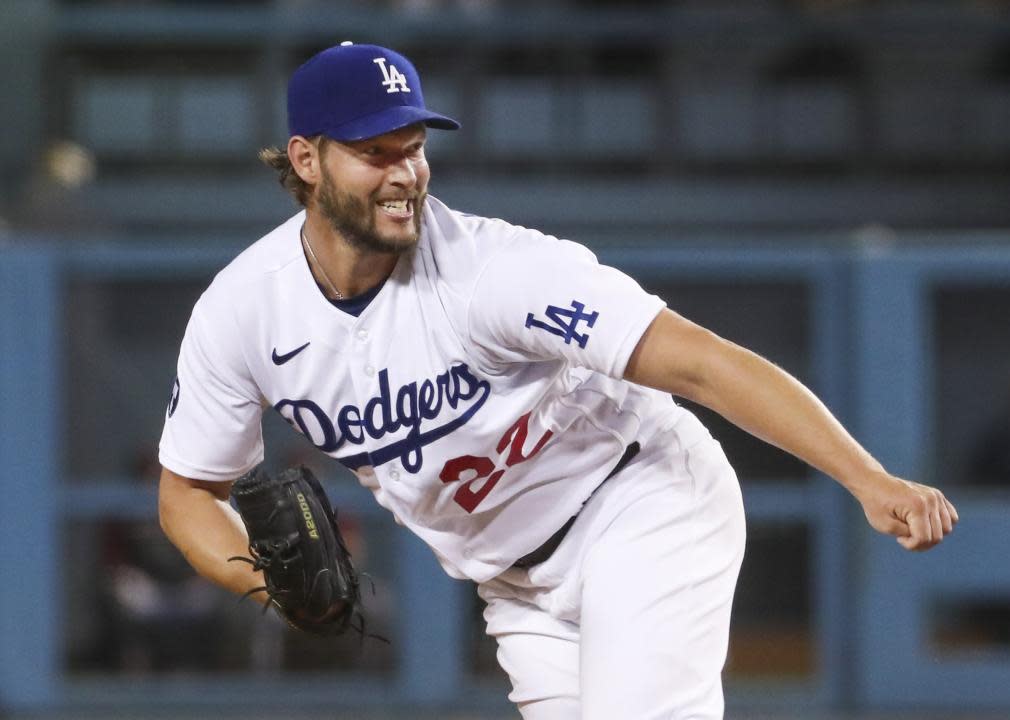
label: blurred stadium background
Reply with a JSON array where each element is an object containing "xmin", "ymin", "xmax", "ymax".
[{"xmin": 2, "ymin": 0, "xmax": 1010, "ymax": 718}]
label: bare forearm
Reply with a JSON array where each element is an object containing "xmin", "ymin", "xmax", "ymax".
[
  {"xmin": 684, "ymin": 340, "xmax": 881, "ymax": 491},
  {"xmin": 158, "ymin": 468, "xmax": 268, "ymax": 603},
  {"xmin": 627, "ymin": 311, "xmax": 880, "ymax": 492},
  {"xmin": 626, "ymin": 309, "xmax": 957, "ymax": 550}
]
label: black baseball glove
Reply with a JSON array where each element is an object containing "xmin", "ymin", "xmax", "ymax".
[{"xmin": 228, "ymin": 465, "xmax": 363, "ymax": 637}]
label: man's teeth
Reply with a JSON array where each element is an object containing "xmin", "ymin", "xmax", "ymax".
[{"xmin": 380, "ymin": 199, "xmax": 409, "ymax": 211}]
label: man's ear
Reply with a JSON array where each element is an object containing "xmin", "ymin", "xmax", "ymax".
[{"xmin": 288, "ymin": 135, "xmax": 320, "ymax": 184}]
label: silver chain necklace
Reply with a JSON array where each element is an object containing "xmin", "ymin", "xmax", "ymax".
[{"xmin": 300, "ymin": 224, "xmax": 344, "ymax": 300}]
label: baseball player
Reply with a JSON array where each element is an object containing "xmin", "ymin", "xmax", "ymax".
[{"xmin": 158, "ymin": 42, "xmax": 958, "ymax": 719}]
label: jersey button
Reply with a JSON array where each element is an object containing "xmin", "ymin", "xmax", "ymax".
[
  {"xmin": 389, "ymin": 469, "xmax": 401, "ymax": 482},
  {"xmin": 364, "ymin": 365, "xmax": 376, "ymax": 376},
  {"xmin": 356, "ymin": 328, "xmax": 369, "ymax": 341}
]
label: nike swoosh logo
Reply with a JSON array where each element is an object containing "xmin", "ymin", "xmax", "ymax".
[{"xmin": 272, "ymin": 341, "xmax": 311, "ymax": 365}]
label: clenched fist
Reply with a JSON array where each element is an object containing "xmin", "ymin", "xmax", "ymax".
[{"xmin": 853, "ymin": 471, "xmax": 959, "ymax": 551}]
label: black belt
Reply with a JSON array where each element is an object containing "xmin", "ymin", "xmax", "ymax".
[{"xmin": 511, "ymin": 441, "xmax": 641, "ymax": 569}]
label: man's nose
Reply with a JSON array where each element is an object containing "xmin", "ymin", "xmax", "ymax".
[{"xmin": 388, "ymin": 156, "xmax": 418, "ymax": 188}]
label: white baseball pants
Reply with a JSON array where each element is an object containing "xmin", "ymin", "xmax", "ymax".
[{"xmin": 478, "ymin": 431, "xmax": 746, "ymax": 720}]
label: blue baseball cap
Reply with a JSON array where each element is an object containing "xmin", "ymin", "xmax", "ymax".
[{"xmin": 287, "ymin": 42, "xmax": 460, "ymax": 142}]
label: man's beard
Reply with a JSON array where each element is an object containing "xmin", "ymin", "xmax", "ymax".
[{"xmin": 316, "ymin": 171, "xmax": 424, "ymax": 255}]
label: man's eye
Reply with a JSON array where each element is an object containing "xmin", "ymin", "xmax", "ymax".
[{"xmin": 364, "ymin": 146, "xmax": 382, "ymax": 157}]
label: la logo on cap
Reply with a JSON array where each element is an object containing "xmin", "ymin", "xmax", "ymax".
[{"xmin": 373, "ymin": 57, "xmax": 411, "ymax": 94}]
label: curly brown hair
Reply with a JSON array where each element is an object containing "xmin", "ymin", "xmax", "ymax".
[{"xmin": 258, "ymin": 136, "xmax": 330, "ymax": 207}]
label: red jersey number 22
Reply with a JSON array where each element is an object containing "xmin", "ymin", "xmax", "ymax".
[{"xmin": 438, "ymin": 412, "xmax": 553, "ymax": 513}]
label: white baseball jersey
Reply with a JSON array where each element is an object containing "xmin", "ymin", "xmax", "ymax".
[{"xmin": 159, "ymin": 196, "xmax": 709, "ymax": 582}]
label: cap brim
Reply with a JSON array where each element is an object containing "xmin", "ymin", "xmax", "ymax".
[{"xmin": 321, "ymin": 105, "xmax": 460, "ymax": 142}]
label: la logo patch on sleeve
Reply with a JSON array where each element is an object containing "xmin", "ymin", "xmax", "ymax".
[{"xmin": 525, "ymin": 300, "xmax": 599, "ymax": 348}]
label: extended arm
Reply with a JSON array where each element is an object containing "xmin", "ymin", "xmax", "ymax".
[
  {"xmin": 158, "ymin": 467, "xmax": 268, "ymax": 603},
  {"xmin": 624, "ymin": 309, "xmax": 958, "ymax": 550}
]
